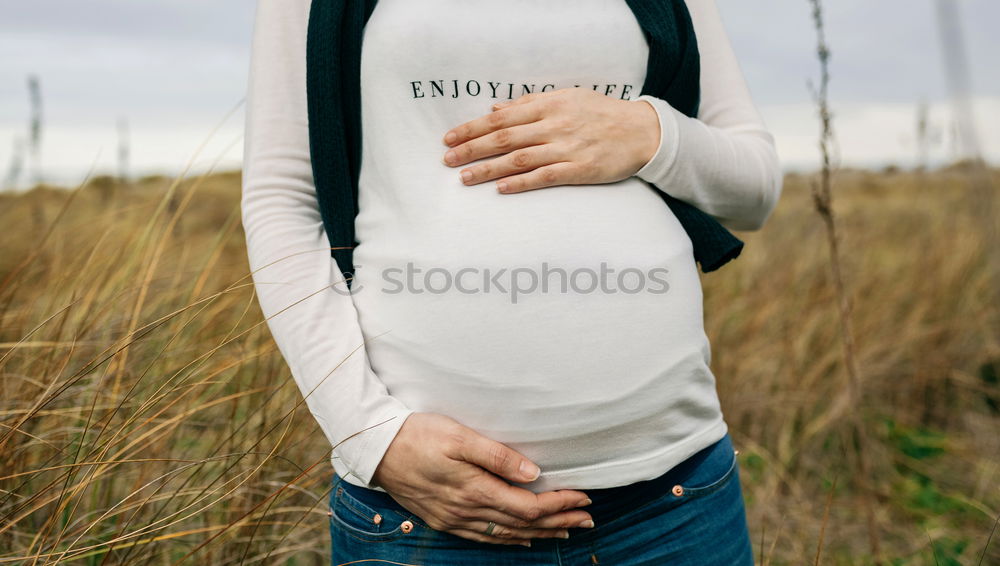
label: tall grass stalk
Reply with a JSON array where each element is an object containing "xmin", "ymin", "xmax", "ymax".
[{"xmin": 806, "ymin": 0, "xmax": 881, "ymax": 562}]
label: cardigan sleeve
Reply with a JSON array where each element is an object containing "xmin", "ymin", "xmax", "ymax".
[
  {"xmin": 241, "ymin": 0, "xmax": 415, "ymax": 488},
  {"xmin": 632, "ymin": 0, "xmax": 783, "ymax": 232}
]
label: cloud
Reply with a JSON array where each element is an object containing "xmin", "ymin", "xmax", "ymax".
[
  {"xmin": 762, "ymin": 95, "xmax": 1000, "ymax": 170},
  {"xmin": 0, "ymin": 0, "xmax": 252, "ymax": 45},
  {"xmin": 719, "ymin": 0, "xmax": 999, "ymax": 104},
  {"xmin": 1, "ymin": 0, "xmax": 997, "ymax": 188}
]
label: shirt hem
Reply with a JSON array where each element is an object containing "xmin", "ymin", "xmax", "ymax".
[
  {"xmin": 512, "ymin": 417, "xmax": 729, "ymax": 492},
  {"xmin": 333, "ymin": 417, "xmax": 729, "ymax": 494}
]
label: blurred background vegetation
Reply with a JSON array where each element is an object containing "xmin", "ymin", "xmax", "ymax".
[{"xmin": 0, "ymin": 162, "xmax": 997, "ymax": 564}]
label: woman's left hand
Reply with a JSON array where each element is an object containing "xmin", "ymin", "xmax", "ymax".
[{"xmin": 441, "ymin": 87, "xmax": 661, "ymax": 194}]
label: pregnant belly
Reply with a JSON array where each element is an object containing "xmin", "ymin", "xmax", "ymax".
[{"xmin": 349, "ymin": 177, "xmax": 710, "ymax": 445}]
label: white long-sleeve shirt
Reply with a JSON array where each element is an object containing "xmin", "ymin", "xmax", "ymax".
[{"xmin": 241, "ymin": 0, "xmax": 782, "ymax": 494}]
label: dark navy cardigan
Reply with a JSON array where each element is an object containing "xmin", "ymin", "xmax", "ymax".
[{"xmin": 306, "ymin": 0, "xmax": 744, "ymax": 288}]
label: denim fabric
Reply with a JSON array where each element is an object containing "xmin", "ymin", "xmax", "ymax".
[{"xmin": 328, "ymin": 432, "xmax": 754, "ymax": 565}]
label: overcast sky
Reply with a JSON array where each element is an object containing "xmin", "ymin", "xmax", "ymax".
[{"xmin": 1, "ymin": 0, "xmax": 998, "ymax": 190}]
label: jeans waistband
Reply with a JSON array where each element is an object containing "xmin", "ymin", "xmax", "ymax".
[{"xmin": 335, "ymin": 432, "xmax": 732, "ymax": 529}]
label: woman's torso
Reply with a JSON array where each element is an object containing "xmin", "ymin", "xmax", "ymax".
[{"xmin": 341, "ymin": 0, "xmax": 727, "ymax": 493}]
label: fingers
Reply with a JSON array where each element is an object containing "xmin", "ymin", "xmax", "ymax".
[
  {"xmin": 491, "ymin": 91, "xmax": 543, "ymax": 111},
  {"xmin": 453, "ymin": 428, "xmax": 542, "ymax": 483},
  {"xmin": 442, "ymin": 101, "xmax": 544, "ymax": 149},
  {"xmin": 419, "ymin": 492, "xmax": 593, "ymax": 540},
  {"xmin": 496, "ymin": 161, "xmax": 578, "ymax": 194},
  {"xmin": 467, "ymin": 519, "xmax": 571, "ymax": 541},
  {"xmin": 447, "ymin": 528, "xmax": 533, "ymax": 547},
  {"xmin": 448, "ymin": 437, "xmax": 592, "ymax": 524},
  {"xmin": 460, "ymin": 143, "xmax": 567, "ymax": 189},
  {"xmin": 434, "ymin": 421, "xmax": 598, "ymax": 546},
  {"xmin": 449, "ymin": 501, "xmax": 594, "ymax": 532},
  {"xmin": 463, "ymin": 509, "xmax": 596, "ymax": 539},
  {"xmin": 443, "ymin": 121, "xmax": 546, "ymax": 168},
  {"xmin": 472, "ymin": 481, "xmax": 593, "ymax": 528},
  {"xmin": 434, "ymin": 509, "xmax": 596, "ymax": 547},
  {"xmin": 517, "ymin": 508, "xmax": 596, "ymax": 530}
]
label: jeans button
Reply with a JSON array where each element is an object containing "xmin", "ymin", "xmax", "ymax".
[
  {"xmin": 671, "ymin": 484, "xmax": 684, "ymax": 496},
  {"xmin": 401, "ymin": 520, "xmax": 414, "ymax": 533},
  {"xmin": 373, "ymin": 513, "xmax": 382, "ymax": 525}
]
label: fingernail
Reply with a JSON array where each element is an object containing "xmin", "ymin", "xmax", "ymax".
[
  {"xmin": 520, "ymin": 461, "xmax": 540, "ymax": 481},
  {"xmin": 497, "ymin": 181, "xmax": 509, "ymax": 193},
  {"xmin": 460, "ymin": 170, "xmax": 473, "ymax": 183},
  {"xmin": 444, "ymin": 131, "xmax": 457, "ymax": 145},
  {"xmin": 557, "ymin": 530, "xmax": 570, "ymax": 539},
  {"xmin": 576, "ymin": 498, "xmax": 592, "ymax": 507},
  {"xmin": 444, "ymin": 150, "xmax": 456, "ymax": 165},
  {"xmin": 578, "ymin": 519, "xmax": 595, "ymax": 528},
  {"xmin": 520, "ymin": 541, "xmax": 532, "ymax": 547}
]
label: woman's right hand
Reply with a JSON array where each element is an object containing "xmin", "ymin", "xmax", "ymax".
[{"xmin": 370, "ymin": 412, "xmax": 594, "ymax": 546}]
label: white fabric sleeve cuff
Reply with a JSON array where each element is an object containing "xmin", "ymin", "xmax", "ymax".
[
  {"xmin": 633, "ymin": 94, "xmax": 682, "ymax": 185},
  {"xmin": 327, "ymin": 395, "xmax": 415, "ymax": 488}
]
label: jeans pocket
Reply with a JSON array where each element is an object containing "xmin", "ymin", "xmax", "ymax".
[
  {"xmin": 674, "ymin": 439, "xmax": 739, "ymax": 500},
  {"xmin": 329, "ymin": 480, "xmax": 415, "ymax": 542}
]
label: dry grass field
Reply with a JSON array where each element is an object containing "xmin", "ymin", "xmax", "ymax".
[{"xmin": 1, "ymin": 165, "xmax": 998, "ymax": 564}]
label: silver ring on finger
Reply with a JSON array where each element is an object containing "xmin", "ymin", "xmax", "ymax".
[{"xmin": 484, "ymin": 521, "xmax": 497, "ymax": 536}]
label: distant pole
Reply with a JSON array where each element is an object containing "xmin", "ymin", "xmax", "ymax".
[
  {"xmin": 934, "ymin": 0, "xmax": 998, "ymax": 326},
  {"xmin": 118, "ymin": 116, "xmax": 131, "ymax": 185},
  {"xmin": 2, "ymin": 136, "xmax": 25, "ymax": 191},
  {"xmin": 934, "ymin": 0, "xmax": 982, "ymax": 163},
  {"xmin": 27, "ymin": 74, "xmax": 43, "ymax": 187},
  {"xmin": 914, "ymin": 98, "xmax": 929, "ymax": 172}
]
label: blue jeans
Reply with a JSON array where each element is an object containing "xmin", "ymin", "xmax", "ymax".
[{"xmin": 328, "ymin": 432, "xmax": 753, "ymax": 565}]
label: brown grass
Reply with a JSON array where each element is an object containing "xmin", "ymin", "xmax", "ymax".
[{"xmin": 0, "ymin": 165, "xmax": 998, "ymax": 564}]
